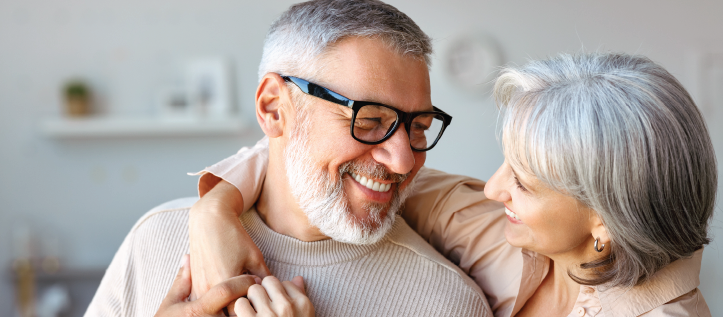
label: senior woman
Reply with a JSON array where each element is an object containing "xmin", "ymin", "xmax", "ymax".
[{"xmin": 178, "ymin": 52, "xmax": 715, "ymax": 316}]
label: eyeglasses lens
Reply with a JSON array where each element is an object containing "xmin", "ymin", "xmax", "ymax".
[
  {"xmin": 353, "ymin": 105, "xmax": 398, "ymax": 143},
  {"xmin": 352, "ymin": 105, "xmax": 445, "ymax": 150},
  {"xmin": 410, "ymin": 113, "xmax": 444, "ymax": 150}
]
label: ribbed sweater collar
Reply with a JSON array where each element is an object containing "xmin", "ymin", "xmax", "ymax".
[{"xmin": 240, "ymin": 208, "xmax": 402, "ymax": 266}]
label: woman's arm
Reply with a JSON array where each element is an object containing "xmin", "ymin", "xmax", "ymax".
[
  {"xmin": 188, "ymin": 137, "xmax": 271, "ymax": 299},
  {"xmin": 190, "ymin": 138, "xmax": 524, "ymax": 316},
  {"xmin": 189, "ymin": 181, "xmax": 270, "ymax": 300}
]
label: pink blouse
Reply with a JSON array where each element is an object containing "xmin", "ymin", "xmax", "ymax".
[{"xmin": 192, "ymin": 137, "xmax": 711, "ymax": 317}]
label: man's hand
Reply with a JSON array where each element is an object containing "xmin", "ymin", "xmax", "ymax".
[
  {"xmin": 235, "ymin": 276, "xmax": 315, "ymax": 317},
  {"xmin": 189, "ymin": 180, "xmax": 271, "ymax": 299},
  {"xmin": 155, "ymin": 255, "xmax": 259, "ymax": 317}
]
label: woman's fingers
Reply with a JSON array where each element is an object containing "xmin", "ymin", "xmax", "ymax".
[
  {"xmin": 282, "ymin": 277, "xmax": 314, "ymax": 316},
  {"xmin": 240, "ymin": 276, "xmax": 314, "ymax": 317},
  {"xmin": 193, "ymin": 275, "xmax": 258, "ymax": 315},
  {"xmin": 261, "ymin": 276, "xmax": 292, "ymax": 303},
  {"xmin": 246, "ymin": 283, "xmax": 274, "ymax": 315},
  {"xmin": 157, "ymin": 255, "xmax": 192, "ymax": 311},
  {"xmin": 234, "ymin": 297, "xmax": 256, "ymax": 316},
  {"xmin": 287, "ymin": 276, "xmax": 306, "ymax": 295}
]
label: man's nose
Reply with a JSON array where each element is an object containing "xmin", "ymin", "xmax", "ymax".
[
  {"xmin": 484, "ymin": 162, "xmax": 512, "ymax": 202},
  {"xmin": 370, "ymin": 126, "xmax": 415, "ymax": 175}
]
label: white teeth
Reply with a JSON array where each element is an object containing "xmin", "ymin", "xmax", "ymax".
[
  {"xmin": 349, "ymin": 173, "xmax": 392, "ymax": 192},
  {"xmin": 505, "ymin": 207, "xmax": 522, "ymax": 222}
]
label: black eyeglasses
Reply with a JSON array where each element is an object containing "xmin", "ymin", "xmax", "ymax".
[{"xmin": 282, "ymin": 76, "xmax": 452, "ymax": 152}]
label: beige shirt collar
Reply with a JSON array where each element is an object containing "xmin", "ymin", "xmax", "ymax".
[{"xmin": 513, "ymin": 248, "xmax": 703, "ymax": 317}]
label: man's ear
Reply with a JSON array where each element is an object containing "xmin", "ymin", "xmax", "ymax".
[{"xmin": 256, "ymin": 73, "xmax": 291, "ymax": 138}]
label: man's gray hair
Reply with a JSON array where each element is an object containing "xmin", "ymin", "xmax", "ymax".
[
  {"xmin": 258, "ymin": 0, "xmax": 432, "ymax": 82},
  {"xmin": 494, "ymin": 52, "xmax": 717, "ymax": 287}
]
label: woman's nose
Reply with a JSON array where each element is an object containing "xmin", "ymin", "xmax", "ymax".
[{"xmin": 484, "ymin": 162, "xmax": 512, "ymax": 202}]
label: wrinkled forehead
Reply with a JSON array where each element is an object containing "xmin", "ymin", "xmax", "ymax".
[{"xmin": 313, "ymin": 37, "xmax": 433, "ymax": 113}]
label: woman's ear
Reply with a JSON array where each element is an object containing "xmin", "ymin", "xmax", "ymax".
[
  {"xmin": 590, "ymin": 213, "xmax": 610, "ymax": 246},
  {"xmin": 256, "ymin": 73, "xmax": 291, "ymax": 138}
]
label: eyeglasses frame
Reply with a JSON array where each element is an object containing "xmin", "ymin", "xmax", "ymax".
[{"xmin": 281, "ymin": 75, "xmax": 452, "ymax": 152}]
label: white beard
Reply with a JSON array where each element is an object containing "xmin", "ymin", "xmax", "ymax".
[{"xmin": 284, "ymin": 114, "xmax": 416, "ymax": 245}]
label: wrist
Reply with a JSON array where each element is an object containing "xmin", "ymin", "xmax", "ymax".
[{"xmin": 192, "ymin": 181, "xmax": 245, "ymax": 217}]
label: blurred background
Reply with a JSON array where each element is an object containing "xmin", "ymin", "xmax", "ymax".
[{"xmin": 1, "ymin": 0, "xmax": 722, "ymax": 316}]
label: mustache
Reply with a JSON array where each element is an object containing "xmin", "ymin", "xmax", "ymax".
[{"xmin": 338, "ymin": 159, "xmax": 409, "ymax": 183}]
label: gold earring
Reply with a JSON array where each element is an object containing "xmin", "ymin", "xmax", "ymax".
[{"xmin": 594, "ymin": 237, "xmax": 605, "ymax": 252}]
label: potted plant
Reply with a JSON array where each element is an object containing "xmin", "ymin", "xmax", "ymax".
[{"xmin": 64, "ymin": 80, "xmax": 91, "ymax": 117}]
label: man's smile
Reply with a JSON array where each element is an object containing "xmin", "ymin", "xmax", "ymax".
[
  {"xmin": 350, "ymin": 172, "xmax": 393, "ymax": 192},
  {"xmin": 346, "ymin": 172, "xmax": 395, "ymax": 203}
]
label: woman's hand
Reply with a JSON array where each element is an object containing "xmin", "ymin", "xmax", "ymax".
[
  {"xmin": 155, "ymin": 255, "xmax": 259, "ymax": 317},
  {"xmin": 235, "ymin": 276, "xmax": 315, "ymax": 317},
  {"xmin": 189, "ymin": 180, "xmax": 271, "ymax": 299}
]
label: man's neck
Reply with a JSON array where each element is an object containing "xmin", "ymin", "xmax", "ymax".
[{"xmin": 255, "ymin": 148, "xmax": 329, "ymax": 242}]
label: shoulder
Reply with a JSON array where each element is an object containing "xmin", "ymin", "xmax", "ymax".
[
  {"xmin": 386, "ymin": 216, "xmax": 487, "ymax": 296},
  {"xmin": 384, "ymin": 217, "xmax": 492, "ymax": 315},
  {"xmin": 404, "ymin": 167, "xmax": 502, "ymax": 225},
  {"xmin": 86, "ymin": 197, "xmax": 197, "ymax": 317},
  {"xmin": 599, "ymin": 249, "xmax": 708, "ymax": 317},
  {"xmin": 122, "ymin": 197, "xmax": 196, "ymax": 270},
  {"xmin": 642, "ymin": 288, "xmax": 711, "ymax": 317},
  {"xmin": 415, "ymin": 166, "xmax": 487, "ymax": 193},
  {"xmin": 130, "ymin": 197, "xmax": 198, "ymax": 233}
]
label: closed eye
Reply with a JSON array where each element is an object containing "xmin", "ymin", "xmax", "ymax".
[
  {"xmin": 513, "ymin": 176, "xmax": 528, "ymax": 192},
  {"xmin": 412, "ymin": 122, "xmax": 430, "ymax": 131}
]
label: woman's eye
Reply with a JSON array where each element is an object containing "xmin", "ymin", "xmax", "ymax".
[{"xmin": 514, "ymin": 176, "xmax": 528, "ymax": 192}]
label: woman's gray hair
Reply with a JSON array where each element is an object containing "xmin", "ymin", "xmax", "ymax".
[
  {"xmin": 494, "ymin": 52, "xmax": 717, "ymax": 287},
  {"xmin": 258, "ymin": 0, "xmax": 432, "ymax": 82}
]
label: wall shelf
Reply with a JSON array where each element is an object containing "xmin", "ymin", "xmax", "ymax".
[{"xmin": 40, "ymin": 116, "xmax": 248, "ymax": 139}]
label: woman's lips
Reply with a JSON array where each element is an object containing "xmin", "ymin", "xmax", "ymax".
[{"xmin": 504, "ymin": 204, "xmax": 523, "ymax": 224}]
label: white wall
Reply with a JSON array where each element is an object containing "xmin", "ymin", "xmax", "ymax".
[{"xmin": 1, "ymin": 0, "xmax": 721, "ymax": 315}]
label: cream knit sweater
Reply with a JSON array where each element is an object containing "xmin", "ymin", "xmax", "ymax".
[{"xmin": 85, "ymin": 197, "xmax": 491, "ymax": 317}]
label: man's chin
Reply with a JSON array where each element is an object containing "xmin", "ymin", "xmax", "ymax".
[
  {"xmin": 349, "ymin": 204, "xmax": 389, "ymax": 225},
  {"xmin": 320, "ymin": 206, "xmax": 396, "ymax": 245},
  {"xmin": 328, "ymin": 217, "xmax": 395, "ymax": 245}
]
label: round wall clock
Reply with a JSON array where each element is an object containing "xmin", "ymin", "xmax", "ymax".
[{"xmin": 444, "ymin": 33, "xmax": 503, "ymax": 93}]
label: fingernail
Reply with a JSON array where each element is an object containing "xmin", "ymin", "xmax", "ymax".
[
  {"xmin": 254, "ymin": 277, "xmax": 262, "ymax": 284},
  {"xmin": 180, "ymin": 254, "xmax": 190, "ymax": 269}
]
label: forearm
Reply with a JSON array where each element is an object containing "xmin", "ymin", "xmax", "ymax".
[
  {"xmin": 188, "ymin": 137, "xmax": 272, "ymax": 298},
  {"xmin": 193, "ymin": 179, "xmax": 245, "ymax": 217}
]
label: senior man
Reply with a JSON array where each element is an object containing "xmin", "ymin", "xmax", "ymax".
[{"xmin": 86, "ymin": 1, "xmax": 491, "ymax": 316}]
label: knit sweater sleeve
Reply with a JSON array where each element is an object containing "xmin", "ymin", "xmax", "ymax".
[
  {"xmin": 85, "ymin": 198, "xmax": 196, "ymax": 317},
  {"xmin": 84, "ymin": 228, "xmax": 133, "ymax": 317}
]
